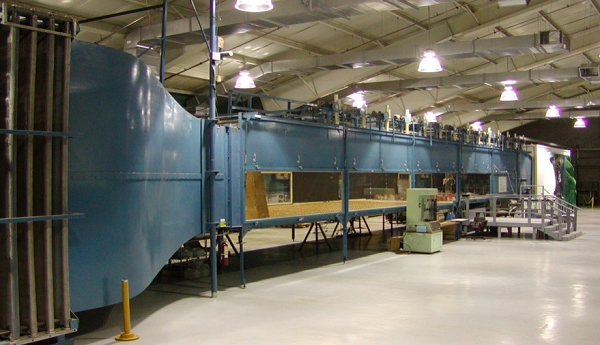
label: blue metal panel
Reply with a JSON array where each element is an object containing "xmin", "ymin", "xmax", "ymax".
[
  {"xmin": 242, "ymin": 118, "xmax": 344, "ymax": 171},
  {"xmin": 461, "ymin": 146, "xmax": 492, "ymax": 173},
  {"xmin": 490, "ymin": 150, "xmax": 519, "ymax": 194},
  {"xmin": 413, "ymin": 138, "xmax": 459, "ymax": 173},
  {"xmin": 519, "ymin": 151, "xmax": 533, "ymax": 186},
  {"xmin": 461, "ymin": 146, "xmax": 477, "ymax": 172},
  {"xmin": 492, "ymin": 150, "xmax": 517, "ymax": 173},
  {"xmin": 68, "ymin": 41, "xmax": 203, "ymax": 312},
  {"xmin": 210, "ymin": 126, "xmax": 229, "ymax": 224},
  {"xmin": 346, "ymin": 130, "xmax": 412, "ymax": 172},
  {"xmin": 227, "ymin": 127, "xmax": 244, "ymax": 228}
]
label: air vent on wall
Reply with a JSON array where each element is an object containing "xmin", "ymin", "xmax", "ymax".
[
  {"xmin": 579, "ymin": 65, "xmax": 600, "ymax": 84},
  {"xmin": 539, "ymin": 30, "xmax": 569, "ymax": 53},
  {"xmin": 498, "ymin": 0, "xmax": 530, "ymax": 7}
]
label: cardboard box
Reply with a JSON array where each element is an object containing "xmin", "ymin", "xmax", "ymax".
[
  {"xmin": 387, "ymin": 236, "xmax": 403, "ymax": 252},
  {"xmin": 440, "ymin": 220, "xmax": 459, "ymax": 240}
]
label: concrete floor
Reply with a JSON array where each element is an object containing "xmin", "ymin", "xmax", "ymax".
[{"xmin": 73, "ymin": 209, "xmax": 600, "ymax": 344}]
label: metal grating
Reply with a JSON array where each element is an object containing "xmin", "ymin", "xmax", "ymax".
[{"xmin": 0, "ymin": 2, "xmax": 78, "ymax": 344}]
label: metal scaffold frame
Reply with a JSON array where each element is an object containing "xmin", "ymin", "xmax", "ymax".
[{"xmin": 0, "ymin": 3, "xmax": 79, "ymax": 343}]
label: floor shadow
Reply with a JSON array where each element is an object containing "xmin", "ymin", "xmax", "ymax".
[{"xmin": 72, "ymin": 228, "xmax": 393, "ymax": 338}]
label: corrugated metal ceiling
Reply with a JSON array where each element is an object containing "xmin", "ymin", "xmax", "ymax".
[{"xmin": 15, "ymin": 0, "xmax": 600, "ymax": 131}]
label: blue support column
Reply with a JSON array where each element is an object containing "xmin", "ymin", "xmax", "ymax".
[
  {"xmin": 456, "ymin": 142, "xmax": 463, "ymax": 214},
  {"xmin": 159, "ymin": 0, "xmax": 167, "ymax": 84},
  {"xmin": 342, "ymin": 127, "xmax": 349, "ymax": 262},
  {"xmin": 208, "ymin": 0, "xmax": 218, "ymax": 298},
  {"xmin": 409, "ymin": 134, "xmax": 416, "ymax": 188},
  {"xmin": 239, "ymin": 229, "xmax": 246, "ymax": 288}
]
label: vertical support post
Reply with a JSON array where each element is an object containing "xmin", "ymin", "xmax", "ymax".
[
  {"xmin": 238, "ymin": 229, "xmax": 246, "ymax": 288},
  {"xmin": 456, "ymin": 142, "xmax": 462, "ymax": 216},
  {"xmin": 43, "ymin": 18, "xmax": 56, "ymax": 333},
  {"xmin": 342, "ymin": 127, "xmax": 349, "ymax": 262},
  {"xmin": 208, "ymin": 0, "xmax": 218, "ymax": 298},
  {"xmin": 2, "ymin": 17, "xmax": 20, "ymax": 341},
  {"xmin": 227, "ymin": 90, "xmax": 233, "ymax": 114},
  {"xmin": 159, "ymin": 0, "xmax": 167, "ymax": 84},
  {"xmin": 25, "ymin": 14, "xmax": 39, "ymax": 337},
  {"xmin": 58, "ymin": 20, "xmax": 73, "ymax": 328},
  {"xmin": 409, "ymin": 135, "xmax": 415, "ymax": 188}
]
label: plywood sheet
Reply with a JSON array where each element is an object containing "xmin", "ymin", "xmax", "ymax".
[{"xmin": 245, "ymin": 172, "xmax": 270, "ymax": 219}]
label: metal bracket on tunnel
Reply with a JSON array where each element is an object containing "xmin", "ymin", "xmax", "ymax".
[
  {"xmin": 253, "ymin": 153, "xmax": 260, "ymax": 170},
  {"xmin": 297, "ymin": 155, "xmax": 303, "ymax": 170},
  {"xmin": 333, "ymin": 157, "xmax": 338, "ymax": 170},
  {"xmin": 380, "ymin": 158, "xmax": 385, "ymax": 171},
  {"xmin": 352, "ymin": 158, "xmax": 357, "ymax": 170}
]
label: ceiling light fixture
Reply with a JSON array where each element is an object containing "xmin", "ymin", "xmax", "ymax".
[
  {"xmin": 545, "ymin": 105, "xmax": 560, "ymax": 118},
  {"xmin": 234, "ymin": 0, "xmax": 273, "ymax": 12},
  {"xmin": 425, "ymin": 111, "xmax": 437, "ymax": 123},
  {"xmin": 573, "ymin": 117, "xmax": 586, "ymax": 128},
  {"xmin": 418, "ymin": 49, "xmax": 443, "ymax": 73},
  {"xmin": 348, "ymin": 92, "xmax": 367, "ymax": 108},
  {"xmin": 470, "ymin": 121, "xmax": 483, "ymax": 131},
  {"xmin": 418, "ymin": 7, "xmax": 443, "ymax": 73},
  {"xmin": 234, "ymin": 70, "xmax": 256, "ymax": 89},
  {"xmin": 500, "ymin": 85, "xmax": 518, "ymax": 101}
]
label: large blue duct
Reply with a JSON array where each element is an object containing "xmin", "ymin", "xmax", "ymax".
[{"xmin": 68, "ymin": 41, "xmax": 204, "ymax": 312}]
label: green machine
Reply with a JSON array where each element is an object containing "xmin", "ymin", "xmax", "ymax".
[{"xmin": 404, "ymin": 188, "xmax": 442, "ymax": 253}]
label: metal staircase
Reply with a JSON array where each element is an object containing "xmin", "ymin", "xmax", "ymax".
[
  {"xmin": 482, "ymin": 186, "xmax": 582, "ymax": 241},
  {"xmin": 538, "ymin": 193, "xmax": 582, "ymax": 241},
  {"xmin": 512, "ymin": 185, "xmax": 581, "ymax": 241}
]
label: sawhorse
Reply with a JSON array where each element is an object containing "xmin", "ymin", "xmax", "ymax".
[
  {"xmin": 298, "ymin": 222, "xmax": 332, "ymax": 251},
  {"xmin": 331, "ymin": 216, "xmax": 372, "ymax": 237}
]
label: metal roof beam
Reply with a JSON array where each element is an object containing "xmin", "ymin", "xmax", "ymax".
[
  {"xmin": 447, "ymin": 98, "xmax": 600, "ymax": 111},
  {"xmin": 357, "ymin": 67, "xmax": 583, "ymax": 92},
  {"xmin": 319, "ymin": 20, "xmax": 386, "ymax": 48},
  {"xmin": 388, "ymin": 10, "xmax": 428, "ymax": 31}
]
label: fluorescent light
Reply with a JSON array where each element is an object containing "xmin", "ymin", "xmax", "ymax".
[
  {"xmin": 348, "ymin": 92, "xmax": 367, "ymax": 108},
  {"xmin": 573, "ymin": 117, "xmax": 586, "ymax": 128},
  {"xmin": 418, "ymin": 49, "xmax": 443, "ymax": 73},
  {"xmin": 234, "ymin": 70, "xmax": 256, "ymax": 89},
  {"xmin": 234, "ymin": 0, "xmax": 273, "ymax": 12},
  {"xmin": 352, "ymin": 99, "xmax": 367, "ymax": 108},
  {"xmin": 545, "ymin": 105, "xmax": 560, "ymax": 118},
  {"xmin": 425, "ymin": 111, "xmax": 437, "ymax": 123},
  {"xmin": 470, "ymin": 121, "xmax": 483, "ymax": 131},
  {"xmin": 500, "ymin": 86, "xmax": 518, "ymax": 101}
]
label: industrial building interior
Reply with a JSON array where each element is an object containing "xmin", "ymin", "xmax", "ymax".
[{"xmin": 1, "ymin": 0, "xmax": 600, "ymax": 344}]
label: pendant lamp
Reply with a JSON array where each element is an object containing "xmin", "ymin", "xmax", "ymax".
[
  {"xmin": 234, "ymin": 70, "xmax": 255, "ymax": 89},
  {"xmin": 418, "ymin": 49, "xmax": 443, "ymax": 73},
  {"xmin": 573, "ymin": 117, "xmax": 586, "ymax": 128},
  {"xmin": 234, "ymin": 0, "xmax": 273, "ymax": 12},
  {"xmin": 500, "ymin": 86, "xmax": 518, "ymax": 101},
  {"xmin": 545, "ymin": 105, "xmax": 560, "ymax": 118}
]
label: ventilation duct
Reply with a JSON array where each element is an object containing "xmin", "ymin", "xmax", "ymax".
[
  {"xmin": 355, "ymin": 67, "xmax": 582, "ymax": 93},
  {"xmin": 244, "ymin": 32, "xmax": 570, "ymax": 82},
  {"xmin": 498, "ymin": 0, "xmax": 530, "ymax": 7},
  {"xmin": 445, "ymin": 98, "xmax": 600, "ymax": 112},
  {"xmin": 485, "ymin": 110, "xmax": 600, "ymax": 121},
  {"xmin": 539, "ymin": 30, "xmax": 569, "ymax": 54},
  {"xmin": 124, "ymin": 0, "xmax": 418, "ymax": 54},
  {"xmin": 579, "ymin": 65, "xmax": 600, "ymax": 84}
]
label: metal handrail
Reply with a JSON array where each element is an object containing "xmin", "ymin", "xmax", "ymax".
[{"xmin": 485, "ymin": 190, "xmax": 579, "ymax": 239}]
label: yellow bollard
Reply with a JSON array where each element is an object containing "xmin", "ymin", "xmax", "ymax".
[{"xmin": 115, "ymin": 279, "xmax": 140, "ymax": 341}]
